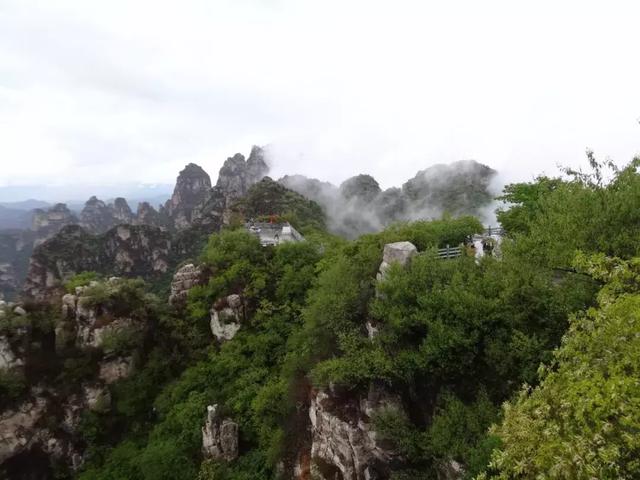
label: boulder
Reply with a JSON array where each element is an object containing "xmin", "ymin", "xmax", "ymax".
[
  {"xmin": 376, "ymin": 241, "xmax": 418, "ymax": 283},
  {"xmin": 210, "ymin": 294, "xmax": 244, "ymax": 341},
  {"xmin": 201, "ymin": 404, "xmax": 239, "ymax": 461}
]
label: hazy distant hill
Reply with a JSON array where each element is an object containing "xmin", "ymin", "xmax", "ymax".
[{"xmin": 0, "ymin": 205, "xmax": 34, "ymax": 230}]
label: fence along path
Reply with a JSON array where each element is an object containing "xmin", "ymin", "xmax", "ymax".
[{"xmin": 433, "ymin": 226, "xmax": 504, "ymax": 260}]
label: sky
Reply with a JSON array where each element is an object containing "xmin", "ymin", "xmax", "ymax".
[{"xmin": 1, "ymin": 0, "xmax": 639, "ymax": 200}]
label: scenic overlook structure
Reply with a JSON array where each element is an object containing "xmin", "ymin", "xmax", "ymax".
[{"xmin": 246, "ymin": 221, "xmax": 304, "ymax": 246}]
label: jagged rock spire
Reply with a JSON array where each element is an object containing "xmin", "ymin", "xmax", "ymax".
[{"xmin": 163, "ymin": 163, "xmax": 212, "ymax": 230}]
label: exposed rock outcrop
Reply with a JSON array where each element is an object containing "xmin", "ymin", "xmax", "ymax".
[
  {"xmin": 83, "ymin": 384, "xmax": 112, "ymax": 413},
  {"xmin": 191, "ymin": 146, "xmax": 269, "ymax": 228},
  {"xmin": 80, "ymin": 196, "xmax": 116, "ymax": 233},
  {"xmin": 98, "ymin": 356, "xmax": 134, "ymax": 384},
  {"xmin": 201, "ymin": 404, "xmax": 239, "ymax": 462},
  {"xmin": 23, "ymin": 224, "xmax": 173, "ymax": 302},
  {"xmin": 0, "ymin": 264, "xmax": 17, "ymax": 300},
  {"xmin": 0, "ymin": 393, "xmax": 83, "ymax": 471},
  {"xmin": 162, "ymin": 163, "xmax": 212, "ymax": 230},
  {"xmin": 112, "ymin": 197, "xmax": 134, "ymax": 224},
  {"xmin": 210, "ymin": 294, "xmax": 244, "ymax": 341},
  {"xmin": 309, "ymin": 385, "xmax": 401, "ymax": 480},
  {"xmin": 31, "ymin": 203, "xmax": 77, "ymax": 246},
  {"xmin": 135, "ymin": 201, "xmax": 163, "ymax": 228},
  {"xmin": 55, "ymin": 278, "xmax": 147, "ymax": 359},
  {"xmin": 217, "ymin": 146, "xmax": 269, "ymax": 204},
  {"xmin": 0, "ymin": 396, "xmax": 48, "ymax": 464},
  {"xmin": 0, "ymin": 230, "xmax": 34, "ymax": 301},
  {"xmin": 376, "ymin": 241, "xmax": 418, "ymax": 283},
  {"xmin": 0, "ymin": 336, "xmax": 22, "ymax": 371},
  {"xmin": 169, "ymin": 263, "xmax": 205, "ymax": 306}
]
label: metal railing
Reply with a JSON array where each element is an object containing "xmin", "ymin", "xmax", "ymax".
[
  {"xmin": 431, "ymin": 226, "xmax": 505, "ymax": 260},
  {"xmin": 436, "ymin": 244, "xmax": 463, "ymax": 259},
  {"xmin": 483, "ymin": 226, "xmax": 505, "ymax": 236}
]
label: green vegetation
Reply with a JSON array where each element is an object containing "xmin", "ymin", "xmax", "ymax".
[
  {"xmin": 64, "ymin": 271, "xmax": 102, "ymax": 293},
  {"xmin": 482, "ymin": 255, "xmax": 640, "ymax": 479},
  {"xmin": 6, "ymin": 154, "xmax": 640, "ymax": 479},
  {"xmin": 232, "ymin": 177, "xmax": 327, "ymax": 233}
]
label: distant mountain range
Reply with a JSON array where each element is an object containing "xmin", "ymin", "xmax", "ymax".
[
  {"xmin": 0, "ymin": 184, "xmax": 173, "ymax": 204},
  {"xmin": 0, "ymin": 195, "xmax": 172, "ymax": 231}
]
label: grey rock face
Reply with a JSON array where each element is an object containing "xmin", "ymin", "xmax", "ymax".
[
  {"xmin": 201, "ymin": 404, "xmax": 239, "ymax": 461},
  {"xmin": 377, "ymin": 241, "xmax": 418, "ymax": 283},
  {"xmin": 112, "ymin": 197, "xmax": 134, "ymax": 224},
  {"xmin": 0, "ymin": 336, "xmax": 22, "ymax": 371},
  {"xmin": 83, "ymin": 385, "xmax": 112, "ymax": 413},
  {"xmin": 99, "ymin": 356, "xmax": 134, "ymax": 384},
  {"xmin": 135, "ymin": 201, "xmax": 162, "ymax": 228},
  {"xmin": 169, "ymin": 263, "xmax": 204, "ymax": 306},
  {"xmin": 191, "ymin": 146, "xmax": 269, "ymax": 228},
  {"xmin": 309, "ymin": 385, "xmax": 401, "ymax": 480},
  {"xmin": 31, "ymin": 203, "xmax": 77, "ymax": 247},
  {"xmin": 0, "ymin": 396, "xmax": 48, "ymax": 464},
  {"xmin": 0, "ymin": 263, "xmax": 18, "ymax": 301},
  {"xmin": 58, "ymin": 279, "xmax": 144, "ymax": 351},
  {"xmin": 0, "ymin": 391, "xmax": 87, "ymax": 471},
  {"xmin": 217, "ymin": 147, "xmax": 269, "ymax": 202},
  {"xmin": 438, "ymin": 459, "xmax": 466, "ymax": 480},
  {"xmin": 23, "ymin": 224, "xmax": 172, "ymax": 302},
  {"xmin": 210, "ymin": 294, "xmax": 244, "ymax": 341},
  {"xmin": 163, "ymin": 163, "xmax": 212, "ymax": 230},
  {"xmin": 80, "ymin": 196, "xmax": 116, "ymax": 233}
]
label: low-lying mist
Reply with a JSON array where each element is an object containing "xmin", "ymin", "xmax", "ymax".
[{"xmin": 277, "ymin": 159, "xmax": 502, "ymax": 238}]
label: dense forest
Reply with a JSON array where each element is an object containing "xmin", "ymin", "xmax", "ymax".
[{"xmin": 2, "ymin": 155, "xmax": 640, "ymax": 479}]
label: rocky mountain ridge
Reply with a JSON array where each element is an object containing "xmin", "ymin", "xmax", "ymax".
[
  {"xmin": 0, "ymin": 149, "xmax": 501, "ymax": 478},
  {"xmin": 280, "ymin": 159, "xmax": 497, "ymax": 237}
]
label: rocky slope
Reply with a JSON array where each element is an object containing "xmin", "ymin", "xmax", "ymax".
[
  {"xmin": 160, "ymin": 163, "xmax": 212, "ymax": 230},
  {"xmin": 0, "ymin": 230, "xmax": 35, "ymax": 301},
  {"xmin": 280, "ymin": 159, "xmax": 497, "ymax": 237},
  {"xmin": 22, "ymin": 224, "xmax": 176, "ymax": 302},
  {"xmin": 190, "ymin": 145, "xmax": 270, "ymax": 228},
  {"xmin": 0, "ymin": 149, "xmax": 509, "ymax": 479},
  {"xmin": 19, "ymin": 147, "xmax": 272, "ymax": 302},
  {"xmin": 0, "ymin": 278, "xmax": 155, "ymax": 479}
]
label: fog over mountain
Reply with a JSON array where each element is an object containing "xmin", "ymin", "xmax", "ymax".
[{"xmin": 2, "ymin": 3, "xmax": 640, "ymax": 480}]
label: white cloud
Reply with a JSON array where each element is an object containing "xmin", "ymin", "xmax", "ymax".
[{"xmin": 0, "ymin": 0, "xmax": 639, "ymax": 194}]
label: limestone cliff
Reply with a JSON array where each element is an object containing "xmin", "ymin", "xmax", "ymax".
[
  {"xmin": 0, "ymin": 278, "xmax": 154, "ymax": 477},
  {"xmin": 0, "ymin": 231, "xmax": 34, "ymax": 301},
  {"xmin": 111, "ymin": 197, "xmax": 135, "ymax": 224},
  {"xmin": 191, "ymin": 146, "xmax": 270, "ymax": 227},
  {"xmin": 162, "ymin": 163, "xmax": 212, "ymax": 230},
  {"xmin": 22, "ymin": 224, "xmax": 173, "ymax": 302},
  {"xmin": 307, "ymin": 385, "xmax": 402, "ymax": 480},
  {"xmin": 31, "ymin": 203, "xmax": 77, "ymax": 245}
]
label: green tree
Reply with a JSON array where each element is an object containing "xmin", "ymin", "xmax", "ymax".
[{"xmin": 483, "ymin": 255, "xmax": 640, "ymax": 479}]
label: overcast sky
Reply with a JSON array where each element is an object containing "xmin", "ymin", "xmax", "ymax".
[{"xmin": 1, "ymin": 0, "xmax": 639, "ymax": 197}]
